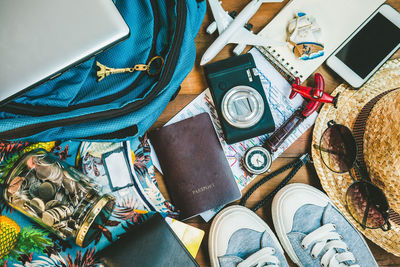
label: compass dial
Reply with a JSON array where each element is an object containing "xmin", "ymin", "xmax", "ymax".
[{"xmin": 243, "ymin": 146, "xmax": 272, "ymax": 174}]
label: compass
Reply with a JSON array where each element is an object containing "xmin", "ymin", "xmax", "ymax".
[{"xmin": 243, "ymin": 146, "xmax": 272, "ymax": 175}]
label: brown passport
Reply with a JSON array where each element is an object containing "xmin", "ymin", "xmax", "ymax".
[{"xmin": 149, "ymin": 113, "xmax": 241, "ymax": 219}]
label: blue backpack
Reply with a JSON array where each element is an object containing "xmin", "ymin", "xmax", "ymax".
[{"xmin": 0, "ymin": 0, "xmax": 206, "ymax": 142}]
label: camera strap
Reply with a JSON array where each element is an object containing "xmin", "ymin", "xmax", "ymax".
[{"xmin": 240, "ymin": 154, "xmax": 310, "ymax": 212}]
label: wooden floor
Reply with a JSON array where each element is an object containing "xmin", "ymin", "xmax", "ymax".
[{"xmin": 153, "ymin": 1, "xmax": 400, "ymax": 266}]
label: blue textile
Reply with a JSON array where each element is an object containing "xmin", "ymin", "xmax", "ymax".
[
  {"xmin": 287, "ymin": 203, "xmax": 378, "ymax": 266},
  {"xmin": 0, "ymin": 0, "xmax": 206, "ymax": 142},
  {"xmin": 218, "ymin": 229, "xmax": 289, "ymax": 267}
]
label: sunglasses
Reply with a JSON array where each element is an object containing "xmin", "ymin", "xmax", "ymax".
[{"xmin": 314, "ymin": 120, "xmax": 392, "ymax": 231}]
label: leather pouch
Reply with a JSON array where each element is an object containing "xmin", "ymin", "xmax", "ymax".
[{"xmin": 97, "ymin": 213, "xmax": 199, "ymax": 267}]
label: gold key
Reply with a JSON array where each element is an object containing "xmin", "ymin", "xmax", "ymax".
[{"xmin": 96, "ymin": 56, "xmax": 164, "ymax": 82}]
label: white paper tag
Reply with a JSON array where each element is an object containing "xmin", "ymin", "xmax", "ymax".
[{"xmin": 103, "ymin": 148, "xmax": 133, "ymax": 191}]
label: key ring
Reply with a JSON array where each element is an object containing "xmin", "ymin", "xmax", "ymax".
[
  {"xmin": 146, "ymin": 56, "xmax": 164, "ymax": 76},
  {"xmin": 96, "ymin": 55, "xmax": 165, "ymax": 82}
]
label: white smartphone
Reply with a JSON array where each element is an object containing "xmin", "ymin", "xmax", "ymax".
[{"xmin": 327, "ymin": 4, "xmax": 400, "ymax": 88}]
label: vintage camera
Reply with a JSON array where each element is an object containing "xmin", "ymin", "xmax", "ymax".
[{"xmin": 204, "ymin": 54, "xmax": 275, "ymax": 144}]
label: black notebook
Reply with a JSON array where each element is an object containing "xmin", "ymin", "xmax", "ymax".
[{"xmin": 97, "ymin": 213, "xmax": 198, "ymax": 267}]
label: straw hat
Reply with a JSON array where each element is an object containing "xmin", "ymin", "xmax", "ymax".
[
  {"xmin": 312, "ymin": 58, "xmax": 400, "ymax": 256},
  {"xmin": 364, "ymin": 89, "xmax": 400, "ymax": 212}
]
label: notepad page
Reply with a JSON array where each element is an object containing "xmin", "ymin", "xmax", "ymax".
[{"xmin": 257, "ymin": 0, "xmax": 385, "ymax": 82}]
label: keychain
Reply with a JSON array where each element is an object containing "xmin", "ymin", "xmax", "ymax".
[{"xmin": 96, "ymin": 56, "xmax": 164, "ymax": 82}]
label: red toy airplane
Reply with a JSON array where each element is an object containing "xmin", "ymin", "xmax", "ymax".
[{"xmin": 290, "ymin": 73, "xmax": 337, "ymax": 117}]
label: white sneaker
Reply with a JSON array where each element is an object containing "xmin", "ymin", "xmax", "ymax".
[
  {"xmin": 272, "ymin": 183, "xmax": 378, "ymax": 267},
  {"xmin": 209, "ymin": 205, "xmax": 289, "ymax": 267}
]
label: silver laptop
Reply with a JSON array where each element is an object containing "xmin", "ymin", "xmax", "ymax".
[{"xmin": 0, "ymin": 0, "xmax": 130, "ymax": 105}]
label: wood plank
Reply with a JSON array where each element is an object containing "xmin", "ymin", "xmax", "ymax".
[{"xmin": 154, "ymin": 0, "xmax": 400, "ymax": 266}]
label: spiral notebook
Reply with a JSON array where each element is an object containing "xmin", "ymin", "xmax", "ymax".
[{"xmin": 257, "ymin": 0, "xmax": 385, "ymax": 83}]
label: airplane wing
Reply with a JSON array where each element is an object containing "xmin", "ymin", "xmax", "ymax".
[
  {"xmin": 208, "ymin": 0, "xmax": 233, "ymax": 34},
  {"xmin": 229, "ymin": 27, "xmax": 285, "ymax": 47}
]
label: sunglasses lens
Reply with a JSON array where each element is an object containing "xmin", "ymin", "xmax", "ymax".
[
  {"xmin": 319, "ymin": 124, "xmax": 357, "ymax": 173},
  {"xmin": 346, "ymin": 182, "xmax": 389, "ymax": 229}
]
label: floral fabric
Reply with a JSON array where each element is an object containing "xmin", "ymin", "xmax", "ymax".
[{"xmin": 0, "ymin": 135, "xmax": 176, "ymax": 266}]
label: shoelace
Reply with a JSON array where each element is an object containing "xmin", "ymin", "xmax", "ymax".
[
  {"xmin": 301, "ymin": 224, "xmax": 360, "ymax": 267},
  {"xmin": 237, "ymin": 247, "xmax": 281, "ymax": 267}
]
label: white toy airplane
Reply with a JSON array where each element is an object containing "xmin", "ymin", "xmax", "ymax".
[{"xmin": 200, "ymin": 0, "xmax": 284, "ymax": 65}]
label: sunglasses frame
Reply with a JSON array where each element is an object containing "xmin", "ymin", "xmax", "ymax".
[
  {"xmin": 316, "ymin": 120, "xmax": 391, "ymax": 231},
  {"xmin": 317, "ymin": 120, "xmax": 358, "ymax": 174},
  {"xmin": 345, "ymin": 179, "xmax": 391, "ymax": 231}
]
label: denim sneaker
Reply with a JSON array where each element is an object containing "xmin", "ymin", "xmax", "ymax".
[
  {"xmin": 209, "ymin": 205, "xmax": 289, "ymax": 267},
  {"xmin": 272, "ymin": 183, "xmax": 378, "ymax": 267}
]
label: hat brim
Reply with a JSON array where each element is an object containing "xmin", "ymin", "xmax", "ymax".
[{"xmin": 312, "ymin": 58, "xmax": 400, "ymax": 256}]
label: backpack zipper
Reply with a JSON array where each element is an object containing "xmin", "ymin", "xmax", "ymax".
[{"xmin": 0, "ymin": 0, "xmax": 187, "ymax": 140}]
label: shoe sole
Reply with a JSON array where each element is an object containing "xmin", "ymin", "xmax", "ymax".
[{"xmin": 209, "ymin": 205, "xmax": 284, "ymax": 267}]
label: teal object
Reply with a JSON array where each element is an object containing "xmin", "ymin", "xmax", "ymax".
[
  {"xmin": 204, "ymin": 54, "xmax": 275, "ymax": 144},
  {"xmin": 0, "ymin": 0, "xmax": 206, "ymax": 142}
]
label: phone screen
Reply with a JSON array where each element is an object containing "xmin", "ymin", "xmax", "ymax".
[{"xmin": 336, "ymin": 12, "xmax": 400, "ymax": 79}]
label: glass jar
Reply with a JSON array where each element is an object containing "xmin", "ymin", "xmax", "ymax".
[{"xmin": 3, "ymin": 149, "xmax": 115, "ymax": 247}]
